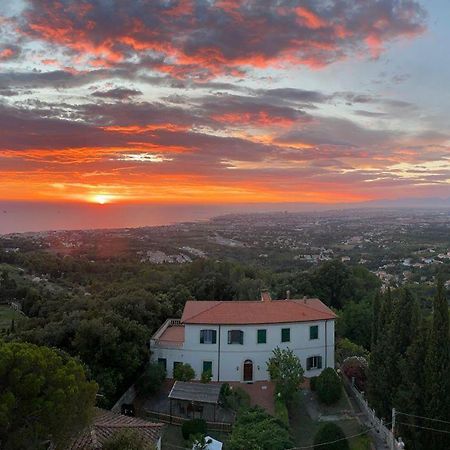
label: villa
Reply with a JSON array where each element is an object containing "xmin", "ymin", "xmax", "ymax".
[{"xmin": 150, "ymin": 291, "xmax": 336, "ymax": 382}]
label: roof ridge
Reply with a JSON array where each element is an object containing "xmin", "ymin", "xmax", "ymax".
[
  {"xmin": 96, "ymin": 423, "xmax": 162, "ymax": 428},
  {"xmin": 182, "ymin": 300, "xmax": 222, "ymax": 323},
  {"xmin": 289, "ymin": 299, "xmax": 336, "ymax": 318}
]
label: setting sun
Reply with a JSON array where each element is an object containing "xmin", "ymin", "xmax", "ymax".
[{"xmin": 91, "ymin": 194, "xmax": 115, "ymax": 205}]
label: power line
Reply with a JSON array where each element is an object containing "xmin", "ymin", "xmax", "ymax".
[
  {"xmin": 396, "ymin": 411, "xmax": 450, "ymax": 426},
  {"xmin": 396, "ymin": 422, "xmax": 450, "ymax": 435},
  {"xmin": 287, "ymin": 422, "xmax": 392, "ymax": 450}
]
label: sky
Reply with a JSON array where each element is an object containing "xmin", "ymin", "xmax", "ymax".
[{"xmin": 0, "ymin": 0, "xmax": 449, "ymax": 232}]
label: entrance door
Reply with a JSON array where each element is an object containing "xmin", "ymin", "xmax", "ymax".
[{"xmin": 243, "ymin": 359, "xmax": 253, "ymax": 381}]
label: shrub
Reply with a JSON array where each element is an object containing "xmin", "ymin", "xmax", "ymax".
[
  {"xmin": 310, "ymin": 376, "xmax": 318, "ymax": 391},
  {"xmin": 314, "ymin": 423, "xmax": 349, "ymax": 450},
  {"xmin": 336, "ymin": 338, "xmax": 369, "ymax": 364},
  {"xmin": 201, "ymin": 369, "xmax": 212, "ymax": 383},
  {"xmin": 228, "ymin": 407, "xmax": 293, "ymax": 450},
  {"xmin": 274, "ymin": 396, "xmax": 289, "ymax": 427},
  {"xmin": 267, "ymin": 347, "xmax": 304, "ymax": 402},
  {"xmin": 103, "ymin": 429, "xmax": 156, "ymax": 450},
  {"xmin": 220, "ymin": 382, "xmax": 231, "ymax": 401},
  {"xmin": 341, "ymin": 356, "xmax": 368, "ymax": 392},
  {"xmin": 316, "ymin": 368, "xmax": 342, "ymax": 405},
  {"xmin": 224, "ymin": 386, "xmax": 251, "ymax": 411},
  {"xmin": 173, "ymin": 363, "xmax": 195, "ymax": 381},
  {"xmin": 181, "ymin": 418, "xmax": 207, "ymax": 440},
  {"xmin": 136, "ymin": 362, "xmax": 166, "ymax": 396}
]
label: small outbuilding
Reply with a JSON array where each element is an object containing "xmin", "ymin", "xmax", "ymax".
[{"xmin": 168, "ymin": 381, "xmax": 222, "ymax": 422}]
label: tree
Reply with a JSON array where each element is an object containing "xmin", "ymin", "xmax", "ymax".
[
  {"xmin": 368, "ymin": 289, "xmax": 397, "ymax": 417},
  {"xmin": 425, "ymin": 278, "xmax": 450, "ymax": 450},
  {"xmin": 335, "ymin": 338, "xmax": 369, "ymax": 364},
  {"xmin": 181, "ymin": 418, "xmax": 207, "ymax": 440},
  {"xmin": 103, "ymin": 429, "xmax": 156, "ymax": 450},
  {"xmin": 136, "ymin": 362, "xmax": 166, "ymax": 396},
  {"xmin": 227, "ymin": 407, "xmax": 293, "ymax": 450},
  {"xmin": 173, "ymin": 362, "xmax": 195, "ymax": 381},
  {"xmin": 312, "ymin": 260, "xmax": 351, "ymax": 308},
  {"xmin": 395, "ymin": 313, "xmax": 427, "ymax": 450},
  {"xmin": 0, "ymin": 341, "xmax": 97, "ymax": 450},
  {"xmin": 314, "ymin": 423, "xmax": 349, "ymax": 450},
  {"xmin": 316, "ymin": 368, "xmax": 342, "ymax": 405},
  {"xmin": 337, "ymin": 300, "xmax": 373, "ymax": 349},
  {"xmin": 371, "ymin": 292, "xmax": 381, "ymax": 350},
  {"xmin": 267, "ymin": 347, "xmax": 304, "ymax": 402}
]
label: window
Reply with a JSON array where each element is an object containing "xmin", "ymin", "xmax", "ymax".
[
  {"xmin": 158, "ymin": 358, "xmax": 167, "ymax": 371},
  {"xmin": 306, "ymin": 356, "xmax": 323, "ymax": 370},
  {"xmin": 257, "ymin": 329, "xmax": 267, "ymax": 344},
  {"xmin": 200, "ymin": 329, "xmax": 217, "ymax": 344},
  {"xmin": 310, "ymin": 325, "xmax": 319, "ymax": 340},
  {"xmin": 173, "ymin": 361, "xmax": 182, "ymax": 372},
  {"xmin": 228, "ymin": 329, "xmax": 244, "ymax": 345},
  {"xmin": 203, "ymin": 361, "xmax": 213, "ymax": 374},
  {"xmin": 281, "ymin": 328, "xmax": 290, "ymax": 342}
]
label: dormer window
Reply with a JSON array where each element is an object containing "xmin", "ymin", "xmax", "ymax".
[
  {"xmin": 200, "ymin": 329, "xmax": 217, "ymax": 344},
  {"xmin": 228, "ymin": 330, "xmax": 244, "ymax": 345}
]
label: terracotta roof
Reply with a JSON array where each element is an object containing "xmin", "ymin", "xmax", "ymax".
[
  {"xmin": 158, "ymin": 324, "xmax": 185, "ymax": 344},
  {"xmin": 181, "ymin": 298, "xmax": 336, "ymax": 325},
  {"xmin": 68, "ymin": 408, "xmax": 164, "ymax": 449}
]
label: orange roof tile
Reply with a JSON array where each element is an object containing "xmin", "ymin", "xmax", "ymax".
[
  {"xmin": 181, "ymin": 298, "xmax": 336, "ymax": 325},
  {"xmin": 158, "ymin": 325, "xmax": 185, "ymax": 343},
  {"xmin": 68, "ymin": 408, "xmax": 164, "ymax": 450}
]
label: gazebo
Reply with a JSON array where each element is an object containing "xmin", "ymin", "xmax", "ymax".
[{"xmin": 168, "ymin": 381, "xmax": 222, "ymax": 423}]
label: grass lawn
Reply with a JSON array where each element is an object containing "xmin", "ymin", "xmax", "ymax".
[
  {"xmin": 162, "ymin": 424, "xmax": 229, "ymax": 450},
  {"xmin": 289, "ymin": 391, "xmax": 371, "ymax": 450},
  {"xmin": 0, "ymin": 305, "xmax": 23, "ymax": 331}
]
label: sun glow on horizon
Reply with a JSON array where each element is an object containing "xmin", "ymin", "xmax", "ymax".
[{"xmin": 90, "ymin": 194, "xmax": 116, "ymax": 205}]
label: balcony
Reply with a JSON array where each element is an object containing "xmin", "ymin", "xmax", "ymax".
[{"xmin": 151, "ymin": 318, "xmax": 185, "ymax": 348}]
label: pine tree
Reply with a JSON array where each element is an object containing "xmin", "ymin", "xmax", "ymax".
[{"xmin": 425, "ymin": 278, "xmax": 450, "ymax": 450}]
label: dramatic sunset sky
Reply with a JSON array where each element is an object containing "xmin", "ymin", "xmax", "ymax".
[{"xmin": 0, "ymin": 1, "xmax": 449, "ymax": 231}]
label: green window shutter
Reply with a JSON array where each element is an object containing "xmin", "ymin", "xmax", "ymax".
[
  {"xmin": 203, "ymin": 361, "xmax": 212, "ymax": 373},
  {"xmin": 306, "ymin": 357, "xmax": 312, "ymax": 370},
  {"xmin": 257, "ymin": 329, "xmax": 267, "ymax": 344},
  {"xmin": 281, "ymin": 328, "xmax": 290, "ymax": 342},
  {"xmin": 310, "ymin": 325, "xmax": 319, "ymax": 340},
  {"xmin": 318, "ymin": 356, "xmax": 323, "ymax": 369},
  {"xmin": 212, "ymin": 330, "xmax": 217, "ymax": 344},
  {"xmin": 200, "ymin": 330, "xmax": 204, "ymax": 344},
  {"xmin": 239, "ymin": 330, "xmax": 244, "ymax": 345}
]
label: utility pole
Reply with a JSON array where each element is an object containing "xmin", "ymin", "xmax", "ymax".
[{"xmin": 391, "ymin": 408, "xmax": 396, "ymax": 450}]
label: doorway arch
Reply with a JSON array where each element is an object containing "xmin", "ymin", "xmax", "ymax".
[{"xmin": 243, "ymin": 359, "xmax": 253, "ymax": 382}]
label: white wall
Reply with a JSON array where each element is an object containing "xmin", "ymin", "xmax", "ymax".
[{"xmin": 151, "ymin": 319, "xmax": 335, "ymax": 382}]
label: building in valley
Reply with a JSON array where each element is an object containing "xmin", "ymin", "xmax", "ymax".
[{"xmin": 150, "ymin": 291, "xmax": 336, "ymax": 382}]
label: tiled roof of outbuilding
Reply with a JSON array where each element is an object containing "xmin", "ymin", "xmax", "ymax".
[{"xmin": 68, "ymin": 408, "xmax": 164, "ymax": 449}]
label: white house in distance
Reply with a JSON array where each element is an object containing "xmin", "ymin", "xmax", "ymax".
[{"xmin": 150, "ymin": 291, "xmax": 336, "ymax": 382}]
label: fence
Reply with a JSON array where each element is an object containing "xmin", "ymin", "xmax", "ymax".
[
  {"xmin": 111, "ymin": 384, "xmax": 137, "ymax": 414},
  {"xmin": 342, "ymin": 374, "xmax": 405, "ymax": 449},
  {"xmin": 145, "ymin": 409, "xmax": 233, "ymax": 433}
]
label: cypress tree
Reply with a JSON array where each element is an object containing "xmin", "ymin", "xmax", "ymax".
[
  {"xmin": 425, "ymin": 278, "xmax": 450, "ymax": 450},
  {"xmin": 371, "ymin": 291, "xmax": 381, "ymax": 351},
  {"xmin": 395, "ymin": 301, "xmax": 426, "ymax": 450},
  {"xmin": 368, "ymin": 290, "xmax": 395, "ymax": 418}
]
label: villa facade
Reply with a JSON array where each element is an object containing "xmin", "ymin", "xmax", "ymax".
[{"xmin": 150, "ymin": 291, "xmax": 336, "ymax": 382}]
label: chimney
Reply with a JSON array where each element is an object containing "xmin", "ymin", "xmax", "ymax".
[
  {"xmin": 261, "ymin": 290, "xmax": 272, "ymax": 302},
  {"xmin": 286, "ymin": 290, "xmax": 291, "ymax": 300},
  {"xmin": 303, "ymin": 296, "xmax": 307, "ymax": 304}
]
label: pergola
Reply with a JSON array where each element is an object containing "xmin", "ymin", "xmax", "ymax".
[{"xmin": 168, "ymin": 381, "xmax": 222, "ymax": 422}]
